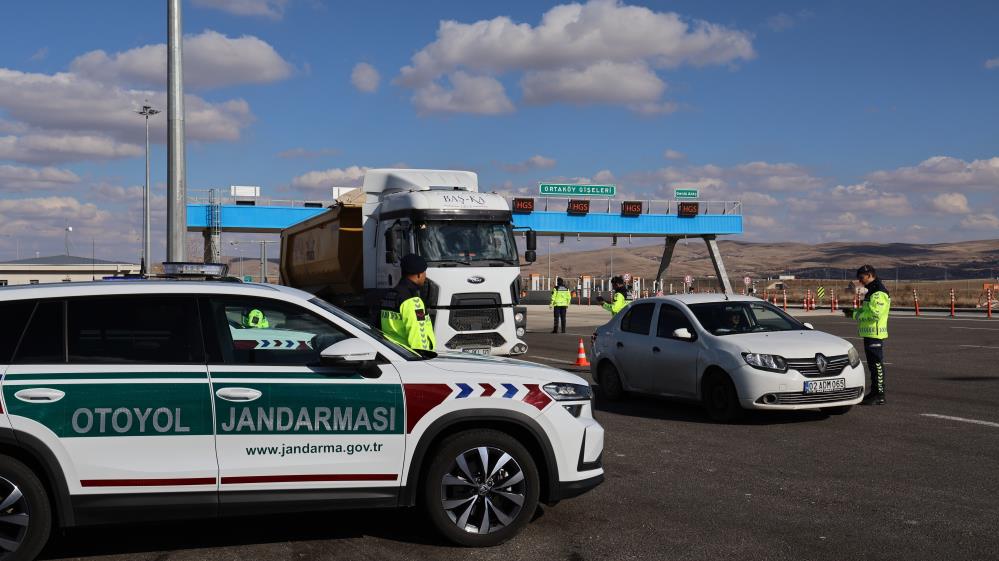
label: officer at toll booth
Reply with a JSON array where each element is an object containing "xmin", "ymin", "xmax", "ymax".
[
  {"xmin": 381, "ymin": 254, "xmax": 436, "ymax": 351},
  {"xmin": 550, "ymin": 277, "xmax": 571, "ymax": 333},
  {"xmin": 843, "ymin": 264, "xmax": 891, "ymax": 405},
  {"xmin": 597, "ymin": 276, "xmax": 629, "ymax": 315}
]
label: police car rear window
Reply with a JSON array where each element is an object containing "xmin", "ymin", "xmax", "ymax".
[
  {"xmin": 14, "ymin": 300, "xmax": 65, "ymax": 364},
  {"xmin": 0, "ymin": 300, "xmax": 36, "ymax": 363},
  {"xmin": 67, "ymin": 297, "xmax": 205, "ymax": 364}
]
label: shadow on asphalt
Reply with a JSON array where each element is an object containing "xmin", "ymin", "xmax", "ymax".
[
  {"xmin": 40, "ymin": 508, "xmax": 447, "ymax": 559},
  {"xmin": 594, "ymin": 392, "xmax": 833, "ymax": 426}
]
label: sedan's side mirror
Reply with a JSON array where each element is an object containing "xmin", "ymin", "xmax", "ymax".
[
  {"xmin": 672, "ymin": 328, "xmax": 694, "ymax": 340},
  {"xmin": 803, "ymin": 322, "xmax": 814, "ymax": 330},
  {"xmin": 320, "ymin": 339, "xmax": 377, "ymax": 364}
]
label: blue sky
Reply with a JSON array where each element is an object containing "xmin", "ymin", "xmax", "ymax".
[{"xmin": 0, "ymin": 0, "xmax": 997, "ymax": 262}]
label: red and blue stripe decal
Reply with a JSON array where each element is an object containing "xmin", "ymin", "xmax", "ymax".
[{"xmin": 403, "ymin": 382, "xmax": 552, "ymax": 434}]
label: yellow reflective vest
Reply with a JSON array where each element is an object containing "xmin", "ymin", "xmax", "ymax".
[
  {"xmin": 380, "ymin": 280, "xmax": 436, "ymax": 351},
  {"xmin": 852, "ymin": 283, "xmax": 890, "ymax": 339},
  {"xmin": 602, "ymin": 291, "xmax": 628, "ymax": 315},
  {"xmin": 551, "ymin": 287, "xmax": 572, "ymax": 307}
]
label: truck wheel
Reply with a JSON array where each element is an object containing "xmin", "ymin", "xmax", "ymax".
[
  {"xmin": 702, "ymin": 371, "xmax": 744, "ymax": 423},
  {"xmin": 0, "ymin": 456, "xmax": 51, "ymax": 561},
  {"xmin": 422, "ymin": 430, "xmax": 540, "ymax": 547}
]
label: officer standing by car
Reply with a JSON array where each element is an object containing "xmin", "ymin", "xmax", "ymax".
[
  {"xmin": 844, "ymin": 264, "xmax": 890, "ymax": 404},
  {"xmin": 550, "ymin": 277, "xmax": 571, "ymax": 333},
  {"xmin": 597, "ymin": 276, "xmax": 629, "ymax": 316},
  {"xmin": 380, "ymin": 254, "xmax": 436, "ymax": 351}
]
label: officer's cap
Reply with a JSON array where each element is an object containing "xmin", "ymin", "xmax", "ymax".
[{"xmin": 401, "ymin": 254, "xmax": 428, "ymax": 275}]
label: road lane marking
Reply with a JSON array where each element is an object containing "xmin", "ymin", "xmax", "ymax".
[
  {"xmin": 527, "ymin": 355, "xmax": 574, "ymax": 365},
  {"xmin": 920, "ymin": 413, "xmax": 999, "ymax": 429},
  {"xmin": 959, "ymin": 345, "xmax": 999, "ymax": 350},
  {"xmin": 951, "ymin": 327, "xmax": 999, "ymax": 331}
]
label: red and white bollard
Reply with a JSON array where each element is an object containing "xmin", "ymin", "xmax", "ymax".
[
  {"xmin": 950, "ymin": 288, "xmax": 956, "ymax": 318},
  {"xmin": 989, "ymin": 288, "xmax": 994, "ymax": 319},
  {"xmin": 805, "ymin": 289, "xmax": 811, "ymax": 311},
  {"xmin": 913, "ymin": 288, "xmax": 920, "ymax": 316},
  {"xmin": 854, "ymin": 292, "xmax": 860, "ymax": 309},
  {"xmin": 831, "ymin": 294, "xmax": 837, "ymax": 312},
  {"xmin": 783, "ymin": 289, "xmax": 788, "ymax": 311}
]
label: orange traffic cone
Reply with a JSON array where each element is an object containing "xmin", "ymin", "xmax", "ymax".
[{"xmin": 574, "ymin": 338, "xmax": 591, "ymax": 367}]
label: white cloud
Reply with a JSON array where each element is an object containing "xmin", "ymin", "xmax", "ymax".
[
  {"xmin": 70, "ymin": 30, "xmax": 294, "ymax": 90},
  {"xmin": 0, "ymin": 133, "xmax": 141, "ymax": 164},
  {"xmin": 502, "ymin": 154, "xmax": 556, "ymax": 173},
  {"xmin": 521, "ymin": 61, "xmax": 665, "ymax": 106},
  {"xmin": 829, "ymin": 183, "xmax": 912, "ymax": 216},
  {"xmin": 0, "ymin": 164, "xmax": 80, "ymax": 191},
  {"xmin": 0, "ymin": 68, "xmax": 253, "ymax": 144},
  {"xmin": 276, "ymin": 147, "xmax": 339, "ymax": 159},
  {"xmin": 959, "ymin": 213, "xmax": 999, "ymax": 230},
  {"xmin": 985, "ymin": 58, "xmax": 999, "ymax": 70},
  {"xmin": 0, "ymin": 196, "xmax": 114, "ymax": 243},
  {"xmin": 29, "ymin": 47, "xmax": 48, "ymax": 62},
  {"xmin": 663, "ymin": 149, "xmax": 685, "ymax": 161},
  {"xmin": 766, "ymin": 11, "xmax": 812, "ymax": 32},
  {"xmin": 867, "ymin": 155, "xmax": 999, "ymax": 191},
  {"xmin": 398, "ymin": 0, "xmax": 754, "ymax": 114},
  {"xmin": 290, "ymin": 166, "xmax": 368, "ymax": 190},
  {"xmin": 412, "ymin": 72, "xmax": 514, "ymax": 115},
  {"xmin": 192, "ymin": 0, "xmax": 289, "ymax": 20},
  {"xmin": 930, "ymin": 192, "xmax": 971, "ymax": 214},
  {"xmin": 592, "ymin": 169, "xmax": 615, "ymax": 183},
  {"xmin": 351, "ymin": 62, "xmax": 380, "ymax": 93}
]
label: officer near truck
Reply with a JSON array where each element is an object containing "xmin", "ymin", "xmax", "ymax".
[
  {"xmin": 597, "ymin": 276, "xmax": 629, "ymax": 315},
  {"xmin": 844, "ymin": 264, "xmax": 891, "ymax": 405},
  {"xmin": 380, "ymin": 254, "xmax": 436, "ymax": 351},
  {"xmin": 550, "ymin": 277, "xmax": 571, "ymax": 333}
]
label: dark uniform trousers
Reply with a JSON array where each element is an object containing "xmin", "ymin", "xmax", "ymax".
[
  {"xmin": 864, "ymin": 338, "xmax": 886, "ymax": 396},
  {"xmin": 553, "ymin": 307, "xmax": 567, "ymax": 333}
]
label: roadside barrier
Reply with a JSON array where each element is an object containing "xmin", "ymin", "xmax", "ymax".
[
  {"xmin": 913, "ymin": 288, "xmax": 920, "ymax": 316},
  {"xmin": 805, "ymin": 289, "xmax": 811, "ymax": 311},
  {"xmin": 950, "ymin": 289, "xmax": 956, "ymax": 318},
  {"xmin": 831, "ymin": 294, "xmax": 837, "ymax": 312},
  {"xmin": 989, "ymin": 288, "xmax": 994, "ymax": 319},
  {"xmin": 574, "ymin": 338, "xmax": 591, "ymax": 367},
  {"xmin": 783, "ymin": 290, "xmax": 788, "ymax": 311}
]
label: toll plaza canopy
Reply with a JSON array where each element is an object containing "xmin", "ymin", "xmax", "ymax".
[{"xmin": 187, "ymin": 195, "xmax": 743, "ymax": 293}]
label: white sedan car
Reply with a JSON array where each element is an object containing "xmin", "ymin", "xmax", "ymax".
[{"xmin": 590, "ymin": 295, "xmax": 865, "ymax": 422}]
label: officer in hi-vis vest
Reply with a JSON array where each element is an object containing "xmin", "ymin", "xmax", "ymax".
[
  {"xmin": 844, "ymin": 264, "xmax": 891, "ymax": 405},
  {"xmin": 550, "ymin": 277, "xmax": 571, "ymax": 333},
  {"xmin": 380, "ymin": 254, "xmax": 436, "ymax": 351}
]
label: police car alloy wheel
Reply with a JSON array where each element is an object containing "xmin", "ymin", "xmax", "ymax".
[
  {"xmin": 0, "ymin": 457, "xmax": 50, "ymax": 561},
  {"xmin": 423, "ymin": 430, "xmax": 539, "ymax": 547}
]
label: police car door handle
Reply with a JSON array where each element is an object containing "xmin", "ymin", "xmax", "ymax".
[
  {"xmin": 14, "ymin": 388, "xmax": 66, "ymax": 403},
  {"xmin": 215, "ymin": 387, "xmax": 263, "ymax": 402}
]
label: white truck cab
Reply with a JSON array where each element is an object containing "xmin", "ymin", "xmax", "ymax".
[{"xmin": 0, "ymin": 281, "xmax": 602, "ymax": 559}]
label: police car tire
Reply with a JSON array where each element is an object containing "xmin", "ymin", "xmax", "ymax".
[
  {"xmin": 0, "ymin": 456, "xmax": 51, "ymax": 561},
  {"xmin": 421, "ymin": 429, "xmax": 540, "ymax": 547},
  {"xmin": 597, "ymin": 362, "xmax": 625, "ymax": 402},
  {"xmin": 702, "ymin": 371, "xmax": 744, "ymax": 423}
]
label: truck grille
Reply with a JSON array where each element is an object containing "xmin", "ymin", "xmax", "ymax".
[
  {"xmin": 765, "ymin": 387, "xmax": 863, "ymax": 405},
  {"xmin": 445, "ymin": 333, "xmax": 506, "ymax": 350},
  {"xmin": 449, "ymin": 308, "xmax": 503, "ymax": 331},
  {"xmin": 785, "ymin": 354, "xmax": 850, "ymax": 378}
]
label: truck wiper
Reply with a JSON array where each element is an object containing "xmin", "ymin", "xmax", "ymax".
[
  {"xmin": 471, "ymin": 258, "xmax": 518, "ymax": 265},
  {"xmin": 431, "ymin": 258, "xmax": 472, "ymax": 266}
]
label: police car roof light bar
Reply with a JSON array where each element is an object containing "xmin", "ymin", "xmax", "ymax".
[{"xmin": 162, "ymin": 262, "xmax": 229, "ymax": 278}]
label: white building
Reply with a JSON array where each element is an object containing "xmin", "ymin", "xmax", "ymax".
[{"xmin": 0, "ymin": 255, "xmax": 140, "ymax": 286}]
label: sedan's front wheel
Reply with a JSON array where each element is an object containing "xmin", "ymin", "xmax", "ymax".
[
  {"xmin": 422, "ymin": 430, "xmax": 540, "ymax": 547},
  {"xmin": 702, "ymin": 371, "xmax": 744, "ymax": 423}
]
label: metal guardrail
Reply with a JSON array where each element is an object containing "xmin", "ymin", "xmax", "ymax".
[
  {"xmin": 522, "ymin": 197, "xmax": 742, "ymax": 215},
  {"xmin": 187, "ymin": 189, "xmax": 333, "ymax": 208}
]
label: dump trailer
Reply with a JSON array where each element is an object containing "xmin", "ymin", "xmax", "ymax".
[{"xmin": 280, "ymin": 169, "xmax": 532, "ymax": 356}]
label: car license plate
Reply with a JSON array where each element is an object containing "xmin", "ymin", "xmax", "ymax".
[
  {"xmin": 462, "ymin": 347, "xmax": 490, "ymax": 356},
  {"xmin": 803, "ymin": 378, "xmax": 846, "ymax": 394}
]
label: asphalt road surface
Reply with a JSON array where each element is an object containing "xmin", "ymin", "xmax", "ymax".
[{"xmin": 42, "ymin": 314, "xmax": 999, "ymax": 561}]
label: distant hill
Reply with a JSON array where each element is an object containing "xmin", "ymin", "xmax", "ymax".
[{"xmin": 523, "ymin": 239, "xmax": 999, "ymax": 281}]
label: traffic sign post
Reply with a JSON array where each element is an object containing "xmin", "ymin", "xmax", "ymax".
[{"xmin": 539, "ymin": 183, "xmax": 616, "ymax": 197}]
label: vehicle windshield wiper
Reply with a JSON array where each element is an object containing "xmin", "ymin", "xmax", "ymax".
[
  {"xmin": 429, "ymin": 258, "xmax": 472, "ymax": 266},
  {"xmin": 471, "ymin": 258, "xmax": 518, "ymax": 265}
]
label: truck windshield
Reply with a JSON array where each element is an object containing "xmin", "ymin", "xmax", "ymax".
[{"xmin": 416, "ymin": 221, "xmax": 518, "ymax": 265}]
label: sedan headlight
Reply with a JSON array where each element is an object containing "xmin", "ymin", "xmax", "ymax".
[
  {"xmin": 543, "ymin": 382, "xmax": 593, "ymax": 401},
  {"xmin": 742, "ymin": 352, "xmax": 788, "ymax": 373},
  {"xmin": 848, "ymin": 347, "xmax": 861, "ymax": 368}
]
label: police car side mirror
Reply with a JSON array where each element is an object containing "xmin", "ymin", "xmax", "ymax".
[
  {"xmin": 320, "ymin": 339, "xmax": 378, "ymax": 365},
  {"xmin": 803, "ymin": 322, "xmax": 814, "ymax": 330}
]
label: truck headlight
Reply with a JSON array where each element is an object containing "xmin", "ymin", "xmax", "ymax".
[
  {"xmin": 848, "ymin": 347, "xmax": 861, "ymax": 368},
  {"xmin": 543, "ymin": 383, "xmax": 593, "ymax": 401},
  {"xmin": 514, "ymin": 311, "xmax": 525, "ymax": 324},
  {"xmin": 742, "ymin": 353, "xmax": 788, "ymax": 373}
]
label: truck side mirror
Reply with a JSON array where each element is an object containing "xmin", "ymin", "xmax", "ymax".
[
  {"xmin": 524, "ymin": 250, "xmax": 537, "ymax": 263},
  {"xmin": 525, "ymin": 230, "xmax": 537, "ymax": 251}
]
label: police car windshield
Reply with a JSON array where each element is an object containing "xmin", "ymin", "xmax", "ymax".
[
  {"xmin": 688, "ymin": 301, "xmax": 805, "ymax": 336},
  {"xmin": 308, "ymin": 297, "xmax": 424, "ymax": 360},
  {"xmin": 417, "ymin": 221, "xmax": 518, "ymax": 265}
]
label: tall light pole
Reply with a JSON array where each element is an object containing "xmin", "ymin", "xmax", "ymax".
[
  {"xmin": 136, "ymin": 103, "xmax": 160, "ymax": 275},
  {"xmin": 64, "ymin": 226, "xmax": 73, "ymax": 256},
  {"xmin": 167, "ymin": 0, "xmax": 187, "ymax": 262}
]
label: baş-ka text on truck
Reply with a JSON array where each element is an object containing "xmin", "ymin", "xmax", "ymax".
[{"xmin": 280, "ymin": 169, "xmax": 536, "ymax": 356}]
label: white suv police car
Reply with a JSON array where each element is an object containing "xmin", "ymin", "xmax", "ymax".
[{"xmin": 0, "ymin": 281, "xmax": 603, "ymax": 559}]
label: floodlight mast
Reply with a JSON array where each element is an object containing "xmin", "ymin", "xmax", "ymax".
[
  {"xmin": 136, "ymin": 103, "xmax": 160, "ymax": 275},
  {"xmin": 167, "ymin": 0, "xmax": 187, "ymax": 262}
]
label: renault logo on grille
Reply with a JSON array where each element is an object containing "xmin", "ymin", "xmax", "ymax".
[
  {"xmin": 467, "ymin": 276, "xmax": 485, "ymax": 284},
  {"xmin": 815, "ymin": 353, "xmax": 828, "ymax": 374}
]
